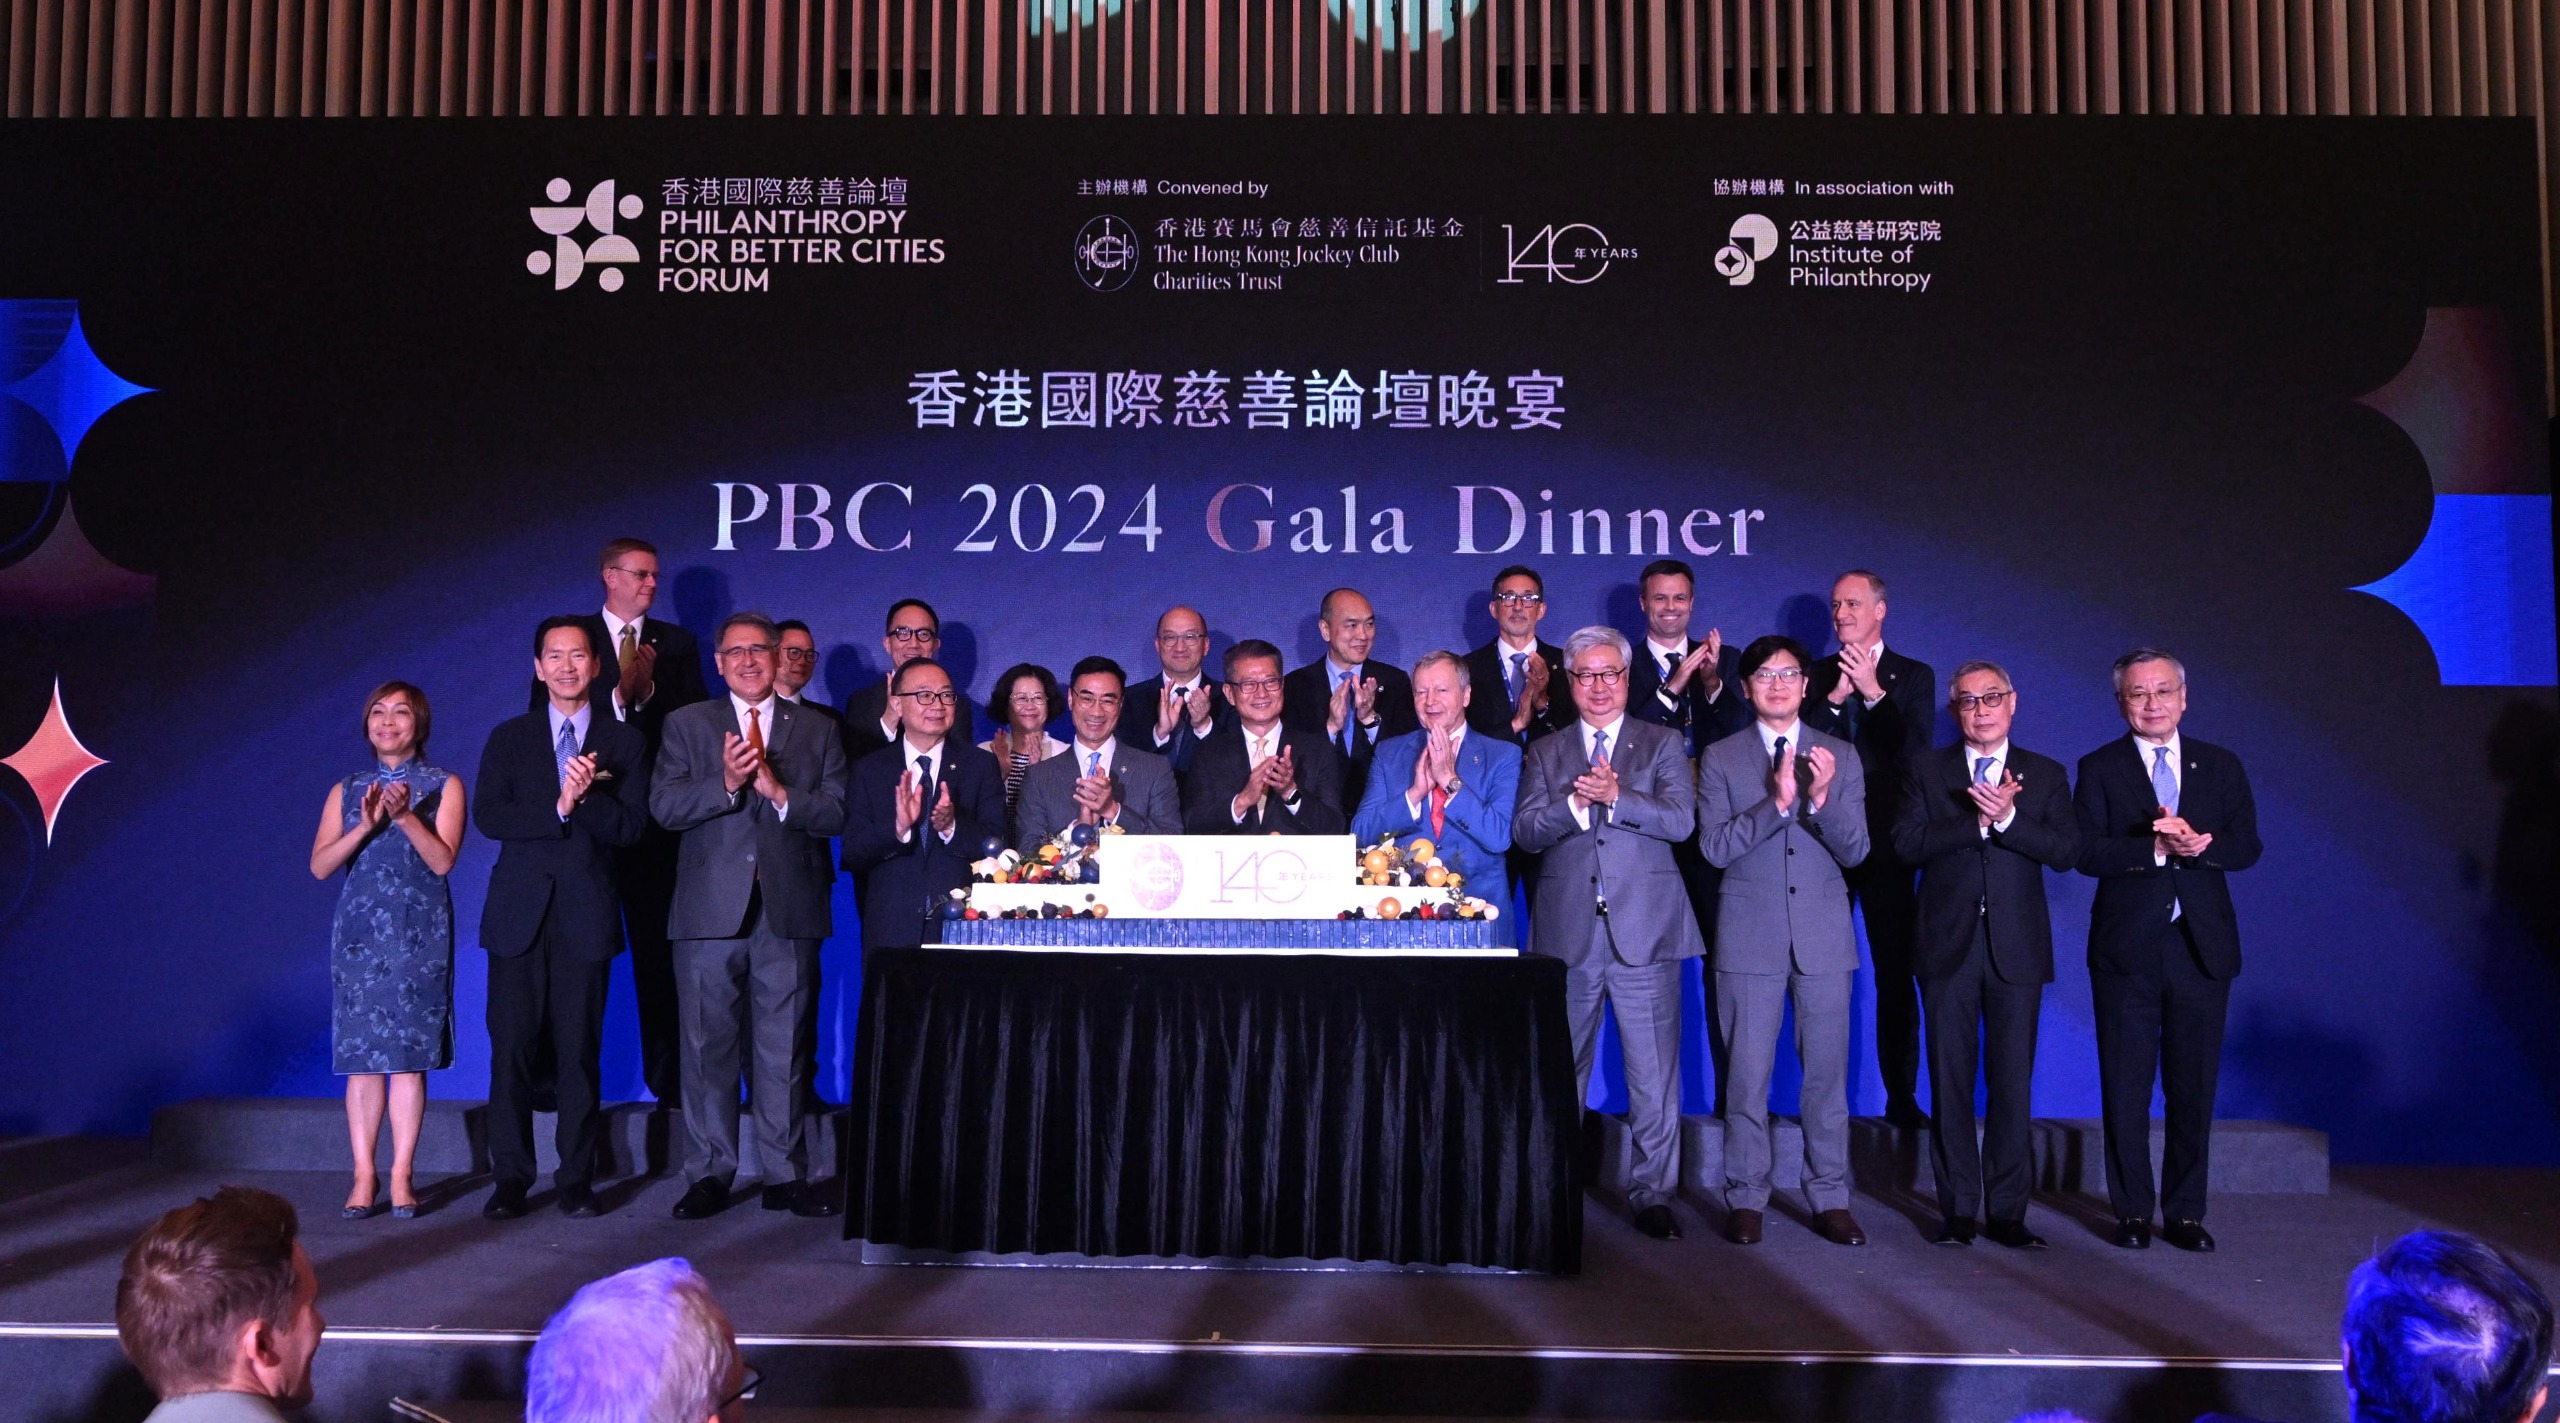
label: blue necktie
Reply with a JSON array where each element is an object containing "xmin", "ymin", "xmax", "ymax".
[
  {"xmin": 1590, "ymin": 727, "xmax": 1611, "ymax": 825},
  {"xmin": 2149, "ymin": 745, "xmax": 2179, "ymax": 814},
  {"xmin": 1337, "ymin": 668, "xmax": 1358, "ymax": 752},
  {"xmin": 1974, "ymin": 755, "xmax": 1995, "ymax": 785},
  {"xmin": 555, "ymin": 720, "xmax": 580, "ymax": 785},
  {"xmin": 1508, "ymin": 652, "xmax": 1528, "ymax": 704},
  {"xmin": 914, "ymin": 754, "xmax": 935, "ymax": 855}
]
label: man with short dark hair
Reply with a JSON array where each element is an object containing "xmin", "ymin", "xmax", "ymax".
[
  {"xmin": 652, "ymin": 611, "xmax": 850, "ymax": 1221},
  {"xmin": 474, "ymin": 616, "xmax": 653, "ymax": 1220},
  {"xmin": 774, "ymin": 619, "xmax": 840, "ymax": 722},
  {"xmin": 1625, "ymin": 558, "xmax": 1747, "ymax": 756},
  {"xmin": 1119, "ymin": 605, "xmax": 1230, "ymax": 777},
  {"xmin": 843, "ymin": 657, "xmax": 1008, "ymax": 947},
  {"xmin": 1182, "ymin": 639, "xmax": 1346, "ymax": 835},
  {"xmin": 1803, "ymin": 569, "xmax": 1938, "ymax": 1130},
  {"xmin": 841, "ymin": 599, "xmax": 942, "ymax": 764},
  {"xmin": 2340, "ymin": 1232, "xmax": 2554, "ymax": 1423},
  {"xmin": 1283, "ymin": 588, "xmax": 1419, "ymax": 811},
  {"xmin": 115, "ymin": 1186, "xmax": 325, "ymax": 1422},
  {"xmin": 1464, "ymin": 566, "xmax": 1570, "ymax": 746},
  {"xmin": 1012, "ymin": 656, "xmax": 1183, "ymax": 849}
]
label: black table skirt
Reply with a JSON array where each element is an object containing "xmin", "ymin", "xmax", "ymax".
[{"xmin": 845, "ymin": 949, "xmax": 1583, "ymax": 1274}]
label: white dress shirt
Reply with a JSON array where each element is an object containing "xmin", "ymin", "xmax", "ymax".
[
  {"xmin": 1568, "ymin": 714, "xmax": 1627, "ymax": 829},
  {"xmin": 730, "ymin": 691, "xmax": 787, "ymax": 821},
  {"xmin": 2136, "ymin": 730, "xmax": 2184, "ymax": 871},
  {"xmin": 1231, "ymin": 722, "xmax": 1302, "ymax": 823},
  {"xmin": 898, "ymin": 735, "xmax": 955, "ymax": 843}
]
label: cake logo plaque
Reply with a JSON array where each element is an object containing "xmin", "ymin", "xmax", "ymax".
[{"xmin": 1129, "ymin": 840, "xmax": 1186, "ymax": 912}]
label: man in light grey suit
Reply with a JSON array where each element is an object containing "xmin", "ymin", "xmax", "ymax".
[
  {"xmin": 1514, "ymin": 626, "xmax": 1702, "ymax": 1242},
  {"xmin": 1699, "ymin": 633, "xmax": 1870, "ymax": 1247},
  {"xmin": 1012, "ymin": 655, "xmax": 1183, "ymax": 850},
  {"xmin": 649, "ymin": 611, "xmax": 849, "ymax": 1222}
]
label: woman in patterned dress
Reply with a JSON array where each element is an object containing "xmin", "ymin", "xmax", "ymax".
[
  {"xmin": 309, "ymin": 681, "xmax": 467, "ymax": 1218},
  {"xmin": 979, "ymin": 663, "xmax": 1067, "ymax": 846}
]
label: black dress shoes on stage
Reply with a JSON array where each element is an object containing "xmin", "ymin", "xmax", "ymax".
[
  {"xmin": 762, "ymin": 1181, "xmax": 840, "ymax": 1218},
  {"xmin": 2113, "ymin": 1217, "xmax": 2153, "ymax": 1249},
  {"xmin": 1632, "ymin": 1205, "xmax": 1682, "ymax": 1240},
  {"xmin": 1813, "ymin": 1209, "xmax": 1868, "ymax": 1246},
  {"xmin": 482, "ymin": 1183, "xmax": 529, "ymax": 1221},
  {"xmin": 2162, "ymin": 1219, "xmax": 2217, "ymax": 1252},
  {"xmin": 671, "ymin": 1179, "xmax": 731, "ymax": 1219},
  {"xmin": 1884, "ymin": 1098, "xmax": 1932, "ymax": 1132},
  {"xmin": 1984, "ymin": 1219, "xmax": 2047, "ymax": 1250},
  {"xmin": 1725, "ymin": 1208, "xmax": 1765, "ymax": 1245},
  {"xmin": 558, "ymin": 1186, "xmax": 602, "ymax": 1218},
  {"xmin": 1931, "ymin": 1217, "xmax": 1977, "ymax": 1246}
]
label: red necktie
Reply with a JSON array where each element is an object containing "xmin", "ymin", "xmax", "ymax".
[
  {"xmin": 745, "ymin": 706, "xmax": 765, "ymax": 756},
  {"xmin": 1429, "ymin": 784, "xmax": 1448, "ymax": 839}
]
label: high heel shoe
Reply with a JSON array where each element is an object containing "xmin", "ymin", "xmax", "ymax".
[
  {"xmin": 344, "ymin": 1177, "xmax": 381, "ymax": 1219},
  {"xmin": 389, "ymin": 1200, "xmax": 419, "ymax": 1219}
]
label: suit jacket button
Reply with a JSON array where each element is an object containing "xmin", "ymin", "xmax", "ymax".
[
  {"xmin": 1788, "ymin": 886, "xmax": 1797, "ymax": 894},
  {"xmin": 1786, "ymin": 847, "xmax": 1795, "ymax": 856}
]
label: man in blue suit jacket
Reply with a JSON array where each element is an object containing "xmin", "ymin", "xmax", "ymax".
[{"xmin": 1352, "ymin": 651, "xmax": 1523, "ymax": 938}]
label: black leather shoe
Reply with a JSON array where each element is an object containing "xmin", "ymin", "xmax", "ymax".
[
  {"xmin": 1931, "ymin": 1217, "xmax": 1977, "ymax": 1246},
  {"xmin": 558, "ymin": 1186, "xmax": 602, "ymax": 1218},
  {"xmin": 761, "ymin": 1181, "xmax": 840, "ymax": 1218},
  {"xmin": 1725, "ymin": 1208, "xmax": 1764, "ymax": 1245},
  {"xmin": 2162, "ymin": 1219, "xmax": 2216, "ymax": 1253},
  {"xmin": 1985, "ymin": 1218, "xmax": 2047, "ymax": 1250},
  {"xmin": 1632, "ymin": 1204, "xmax": 1682, "ymax": 1240},
  {"xmin": 1884, "ymin": 1098, "xmax": 1931, "ymax": 1131},
  {"xmin": 671, "ymin": 1179, "xmax": 731, "ymax": 1220},
  {"xmin": 2113, "ymin": 1217, "xmax": 2152, "ymax": 1249},
  {"xmin": 482, "ymin": 1183, "xmax": 529, "ymax": 1221},
  {"xmin": 1814, "ymin": 1209, "xmax": 1868, "ymax": 1246}
]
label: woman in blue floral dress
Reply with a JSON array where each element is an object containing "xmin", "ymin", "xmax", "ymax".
[{"xmin": 309, "ymin": 681, "xmax": 467, "ymax": 1218}]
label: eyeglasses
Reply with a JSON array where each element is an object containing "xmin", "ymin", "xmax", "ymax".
[
  {"xmin": 886, "ymin": 626, "xmax": 939, "ymax": 645},
  {"xmin": 1748, "ymin": 666, "xmax": 1805, "ymax": 684},
  {"xmin": 1565, "ymin": 667, "xmax": 1626, "ymax": 686},
  {"xmin": 1952, "ymin": 691, "xmax": 2012, "ymax": 711},
  {"xmin": 1227, "ymin": 676, "xmax": 1283, "ymax": 694},
  {"xmin": 1157, "ymin": 630, "xmax": 1208, "ymax": 645},
  {"xmin": 717, "ymin": 643, "xmax": 776, "ymax": 661},
  {"xmin": 1492, "ymin": 592, "xmax": 1545, "ymax": 607},
  {"xmin": 605, "ymin": 565, "xmax": 660, "ymax": 582},
  {"xmin": 2121, "ymin": 687, "xmax": 2183, "ymax": 705},
  {"xmin": 779, "ymin": 647, "xmax": 818, "ymax": 663},
  {"xmin": 717, "ymin": 1365, "xmax": 762, "ymax": 1410},
  {"xmin": 1071, "ymin": 691, "xmax": 1124, "ymax": 710},
  {"xmin": 896, "ymin": 689, "xmax": 959, "ymax": 707}
]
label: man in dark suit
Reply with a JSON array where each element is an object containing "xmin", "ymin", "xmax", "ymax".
[
  {"xmin": 1182, "ymin": 639, "xmax": 1346, "ymax": 835},
  {"xmin": 1282, "ymin": 588, "xmax": 1419, "ymax": 813},
  {"xmin": 1013, "ymin": 656, "xmax": 1184, "ymax": 849},
  {"xmin": 1890, "ymin": 660, "xmax": 2081, "ymax": 1250},
  {"xmin": 841, "ymin": 658, "xmax": 1007, "ymax": 948},
  {"xmin": 526, "ymin": 538, "xmax": 708, "ymax": 1109},
  {"xmin": 1118, "ymin": 605, "xmax": 1230, "ymax": 780},
  {"xmin": 839, "ymin": 599, "xmax": 942, "ymax": 765},
  {"xmin": 1464, "ymin": 566, "xmax": 1571, "ymax": 747},
  {"xmin": 2075, "ymin": 647, "xmax": 2261, "ymax": 1253},
  {"xmin": 1513, "ymin": 626, "xmax": 1700, "ymax": 1240},
  {"xmin": 650, "ymin": 612, "xmax": 850, "ymax": 1221},
  {"xmin": 774, "ymin": 619, "xmax": 841, "ymax": 722},
  {"xmin": 1802, "ymin": 569, "xmax": 1938, "ymax": 1130},
  {"xmin": 1626, "ymin": 558, "xmax": 1750, "ymax": 757},
  {"xmin": 476, "ymin": 617, "xmax": 652, "ymax": 1220}
]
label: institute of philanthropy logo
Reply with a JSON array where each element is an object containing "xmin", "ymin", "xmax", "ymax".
[
  {"xmin": 1075, "ymin": 215, "xmax": 1140, "ymax": 291},
  {"xmin": 1714, "ymin": 214, "xmax": 1778, "ymax": 285},
  {"xmin": 527, "ymin": 179, "xmax": 644, "ymax": 292}
]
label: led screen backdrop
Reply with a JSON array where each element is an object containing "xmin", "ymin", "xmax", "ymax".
[{"xmin": 0, "ymin": 118, "xmax": 2552, "ymax": 1164}]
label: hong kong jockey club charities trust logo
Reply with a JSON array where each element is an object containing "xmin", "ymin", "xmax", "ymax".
[
  {"xmin": 1075, "ymin": 215, "xmax": 1140, "ymax": 291},
  {"xmin": 1128, "ymin": 839, "xmax": 1185, "ymax": 911},
  {"xmin": 528, "ymin": 179, "xmax": 643, "ymax": 292}
]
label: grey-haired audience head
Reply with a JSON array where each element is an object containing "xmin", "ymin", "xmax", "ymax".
[
  {"xmin": 527, "ymin": 1257, "xmax": 748, "ymax": 1423},
  {"xmin": 2342, "ymin": 1231, "xmax": 2553, "ymax": 1423}
]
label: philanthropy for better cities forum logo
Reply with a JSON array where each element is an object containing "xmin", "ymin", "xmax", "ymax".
[{"xmin": 527, "ymin": 178, "xmax": 643, "ymax": 292}]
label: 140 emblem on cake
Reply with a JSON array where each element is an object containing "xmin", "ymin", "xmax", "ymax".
[{"xmin": 972, "ymin": 836, "xmax": 1374, "ymax": 920}]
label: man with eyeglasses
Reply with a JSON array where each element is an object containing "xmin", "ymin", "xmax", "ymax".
[
  {"xmin": 2074, "ymin": 648, "xmax": 2260, "ymax": 1252},
  {"xmin": 1117, "ymin": 606, "xmax": 1230, "ymax": 780},
  {"xmin": 528, "ymin": 537, "xmax": 709, "ymax": 1110},
  {"xmin": 1514, "ymin": 627, "xmax": 1701, "ymax": 1240},
  {"xmin": 843, "ymin": 659, "xmax": 1007, "ymax": 948},
  {"xmin": 1802, "ymin": 569, "xmax": 1938, "ymax": 1132},
  {"xmin": 840, "ymin": 599, "xmax": 943, "ymax": 764},
  {"xmin": 1350, "ymin": 652, "xmax": 1522, "ymax": 939},
  {"xmin": 1464, "ymin": 566, "xmax": 1571, "ymax": 747},
  {"xmin": 1698, "ymin": 635, "xmax": 1869, "ymax": 1247},
  {"xmin": 1889, "ymin": 661, "xmax": 2080, "ymax": 1250},
  {"xmin": 1012, "ymin": 656, "xmax": 1183, "ymax": 851},
  {"xmin": 1283, "ymin": 588, "xmax": 1420, "ymax": 813},
  {"xmin": 650, "ymin": 612, "xmax": 850, "ymax": 1221},
  {"xmin": 772, "ymin": 620, "xmax": 840, "ymax": 723},
  {"xmin": 1181, "ymin": 639, "xmax": 1345, "ymax": 835}
]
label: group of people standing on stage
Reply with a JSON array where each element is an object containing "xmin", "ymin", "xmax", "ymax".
[{"xmin": 313, "ymin": 537, "xmax": 2259, "ymax": 1257}]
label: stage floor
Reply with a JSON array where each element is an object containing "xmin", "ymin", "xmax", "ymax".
[{"xmin": 6, "ymin": 1136, "xmax": 2557, "ymax": 1422}]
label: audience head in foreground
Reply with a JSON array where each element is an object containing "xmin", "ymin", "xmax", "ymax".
[
  {"xmin": 116, "ymin": 1186, "xmax": 324, "ymax": 1417},
  {"xmin": 528, "ymin": 1257, "xmax": 750, "ymax": 1423},
  {"xmin": 2344, "ymin": 1231, "xmax": 2552, "ymax": 1423}
]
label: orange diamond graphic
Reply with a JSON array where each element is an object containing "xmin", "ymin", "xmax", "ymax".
[{"xmin": 2, "ymin": 679, "xmax": 107, "ymax": 844}]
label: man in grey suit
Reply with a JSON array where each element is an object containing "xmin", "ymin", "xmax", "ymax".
[
  {"xmin": 1012, "ymin": 655, "xmax": 1183, "ymax": 850},
  {"xmin": 1514, "ymin": 626, "xmax": 1702, "ymax": 1242},
  {"xmin": 1698, "ymin": 634, "xmax": 1870, "ymax": 1247},
  {"xmin": 649, "ymin": 611, "xmax": 849, "ymax": 1221}
]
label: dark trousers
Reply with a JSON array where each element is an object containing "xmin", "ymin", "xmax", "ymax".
[
  {"xmin": 1850, "ymin": 851, "xmax": 1922, "ymax": 1110},
  {"xmin": 2091, "ymin": 918, "xmax": 2230, "ymax": 1222},
  {"xmin": 1922, "ymin": 925, "xmax": 2043, "ymax": 1223},
  {"xmin": 618, "ymin": 831, "xmax": 683, "ymax": 1105},
  {"xmin": 485, "ymin": 918, "xmax": 610, "ymax": 1193}
]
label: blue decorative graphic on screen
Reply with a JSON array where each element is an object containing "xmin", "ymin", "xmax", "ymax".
[
  {"xmin": 2353, "ymin": 494, "xmax": 2558, "ymax": 686},
  {"xmin": 0, "ymin": 300, "xmax": 153, "ymax": 483}
]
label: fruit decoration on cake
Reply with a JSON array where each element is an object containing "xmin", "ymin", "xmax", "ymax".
[{"xmin": 1340, "ymin": 833, "xmax": 1499, "ymax": 924}]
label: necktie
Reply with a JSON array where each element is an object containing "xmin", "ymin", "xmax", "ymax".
[
  {"xmin": 2150, "ymin": 745, "xmax": 2178, "ymax": 814},
  {"xmin": 1428, "ymin": 782, "xmax": 1449, "ymax": 839},
  {"xmin": 1338, "ymin": 668, "xmax": 1357, "ymax": 751},
  {"xmin": 618, "ymin": 623, "xmax": 637, "ymax": 666},
  {"xmin": 1975, "ymin": 755, "xmax": 1995, "ymax": 785},
  {"xmin": 1087, "ymin": 749, "xmax": 1102, "ymax": 776},
  {"xmin": 1590, "ymin": 728, "xmax": 1611, "ymax": 825},
  {"xmin": 745, "ymin": 706, "xmax": 764, "ymax": 756},
  {"xmin": 1252, "ymin": 733, "xmax": 1273, "ymax": 823},
  {"xmin": 555, "ymin": 720, "xmax": 580, "ymax": 786},
  {"xmin": 913, "ymin": 754, "xmax": 936, "ymax": 854},
  {"xmin": 1508, "ymin": 652, "xmax": 1528, "ymax": 705},
  {"xmin": 1770, "ymin": 734, "xmax": 1788, "ymax": 773}
]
